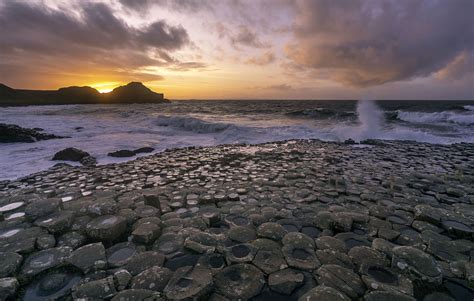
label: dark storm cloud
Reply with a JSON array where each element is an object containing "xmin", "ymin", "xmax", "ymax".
[
  {"xmin": 120, "ymin": 0, "xmax": 213, "ymax": 13},
  {"xmin": 214, "ymin": 23, "xmax": 270, "ymax": 49},
  {"xmin": 0, "ymin": 1, "xmax": 189, "ymax": 55},
  {"xmin": 286, "ymin": 0, "xmax": 474, "ymax": 87},
  {"xmin": 0, "ymin": 1, "xmax": 197, "ymax": 86},
  {"xmin": 138, "ymin": 21, "xmax": 189, "ymax": 50}
]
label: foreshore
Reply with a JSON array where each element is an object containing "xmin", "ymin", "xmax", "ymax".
[{"xmin": 0, "ymin": 139, "xmax": 473, "ymax": 300}]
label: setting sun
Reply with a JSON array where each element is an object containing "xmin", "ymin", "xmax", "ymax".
[{"xmin": 90, "ymin": 82, "xmax": 120, "ymax": 94}]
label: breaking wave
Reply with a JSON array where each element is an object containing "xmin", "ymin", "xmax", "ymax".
[
  {"xmin": 156, "ymin": 115, "xmax": 235, "ymax": 133},
  {"xmin": 286, "ymin": 108, "xmax": 355, "ymax": 119},
  {"xmin": 396, "ymin": 111, "xmax": 474, "ymax": 125}
]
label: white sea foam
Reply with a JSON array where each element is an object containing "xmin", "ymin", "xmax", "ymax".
[
  {"xmin": 156, "ymin": 115, "xmax": 233, "ymax": 133},
  {"xmin": 464, "ymin": 105, "xmax": 474, "ymax": 111},
  {"xmin": 397, "ymin": 111, "xmax": 474, "ymax": 125}
]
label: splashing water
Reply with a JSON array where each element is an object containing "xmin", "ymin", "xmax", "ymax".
[
  {"xmin": 330, "ymin": 99, "xmax": 386, "ymax": 141},
  {"xmin": 357, "ymin": 99, "xmax": 384, "ymax": 138}
]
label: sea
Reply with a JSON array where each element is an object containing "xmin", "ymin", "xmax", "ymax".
[{"xmin": 1, "ymin": 99, "xmax": 473, "ymax": 181}]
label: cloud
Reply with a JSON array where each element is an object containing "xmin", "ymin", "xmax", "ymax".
[
  {"xmin": 231, "ymin": 25, "xmax": 270, "ymax": 48},
  {"xmin": 0, "ymin": 1, "xmax": 200, "ymax": 88},
  {"xmin": 138, "ymin": 21, "xmax": 189, "ymax": 50},
  {"xmin": 265, "ymin": 84, "xmax": 293, "ymax": 90},
  {"xmin": 285, "ymin": 0, "xmax": 474, "ymax": 87},
  {"xmin": 120, "ymin": 0, "xmax": 213, "ymax": 13},
  {"xmin": 435, "ymin": 51, "xmax": 474, "ymax": 80},
  {"xmin": 245, "ymin": 51, "xmax": 276, "ymax": 65},
  {"xmin": 213, "ymin": 22, "xmax": 270, "ymax": 49}
]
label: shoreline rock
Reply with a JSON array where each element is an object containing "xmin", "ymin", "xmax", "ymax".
[
  {"xmin": 0, "ymin": 139, "xmax": 473, "ymax": 300},
  {"xmin": 0, "ymin": 123, "xmax": 66, "ymax": 143}
]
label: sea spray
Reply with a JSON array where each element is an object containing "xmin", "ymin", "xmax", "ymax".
[
  {"xmin": 330, "ymin": 99, "xmax": 386, "ymax": 141},
  {"xmin": 357, "ymin": 99, "xmax": 384, "ymax": 137}
]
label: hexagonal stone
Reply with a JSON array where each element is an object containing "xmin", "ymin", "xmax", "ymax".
[
  {"xmin": 334, "ymin": 232, "xmax": 370, "ymax": 250},
  {"xmin": 0, "ymin": 252, "xmax": 22, "ymax": 277},
  {"xmin": 268, "ymin": 268, "xmax": 304, "ymax": 295},
  {"xmin": 124, "ymin": 251, "xmax": 165, "ymax": 275},
  {"xmin": 392, "ymin": 246, "xmax": 442, "ymax": 284},
  {"xmin": 164, "ymin": 265, "xmax": 212, "ymax": 300},
  {"xmin": 0, "ymin": 237, "xmax": 36, "ymax": 254},
  {"xmin": 72, "ymin": 276, "xmax": 116, "ymax": 299},
  {"xmin": 363, "ymin": 290, "xmax": 416, "ymax": 301},
  {"xmin": 414, "ymin": 205, "xmax": 445, "ymax": 225},
  {"xmin": 111, "ymin": 289, "xmax": 160, "ymax": 301},
  {"xmin": 153, "ymin": 233, "xmax": 184, "ymax": 256},
  {"xmin": 0, "ymin": 277, "xmax": 19, "ymax": 300},
  {"xmin": 299, "ymin": 285, "xmax": 350, "ymax": 301},
  {"xmin": 34, "ymin": 211, "xmax": 74, "ymax": 234},
  {"xmin": 316, "ymin": 236, "xmax": 348, "ymax": 253},
  {"xmin": 20, "ymin": 247, "xmax": 72, "ymax": 279},
  {"xmin": 441, "ymin": 220, "xmax": 474, "ymax": 239},
  {"xmin": 25, "ymin": 198, "xmax": 61, "ymax": 220},
  {"xmin": 184, "ymin": 232, "xmax": 217, "ymax": 253},
  {"xmin": 314, "ymin": 264, "xmax": 366, "ymax": 299},
  {"xmin": 107, "ymin": 242, "xmax": 137, "ymax": 268},
  {"xmin": 87, "ymin": 198, "xmax": 118, "ymax": 216},
  {"xmin": 23, "ymin": 271, "xmax": 81, "ymax": 301},
  {"xmin": 228, "ymin": 226, "xmax": 257, "ymax": 243},
  {"xmin": 282, "ymin": 244, "xmax": 319, "ymax": 270},
  {"xmin": 131, "ymin": 266, "xmax": 172, "ymax": 291},
  {"xmin": 56, "ymin": 231, "xmax": 87, "ymax": 250},
  {"xmin": 252, "ymin": 238, "xmax": 288, "ymax": 274},
  {"xmin": 348, "ymin": 246, "xmax": 389, "ymax": 270},
  {"xmin": 85, "ymin": 215, "xmax": 127, "ymax": 241},
  {"xmin": 134, "ymin": 205, "xmax": 159, "ymax": 218},
  {"xmin": 225, "ymin": 243, "xmax": 257, "ymax": 263},
  {"xmin": 131, "ymin": 223, "xmax": 161, "ymax": 244},
  {"xmin": 36, "ymin": 234, "xmax": 56, "ymax": 250},
  {"xmin": 316, "ymin": 249, "xmax": 354, "ymax": 269},
  {"xmin": 361, "ymin": 265, "xmax": 413, "ymax": 296},
  {"xmin": 66, "ymin": 242, "xmax": 106, "ymax": 273},
  {"xmin": 114, "ymin": 269, "xmax": 132, "ymax": 290},
  {"xmin": 197, "ymin": 253, "xmax": 226, "ymax": 274},
  {"xmin": 257, "ymin": 222, "xmax": 287, "ymax": 241},
  {"xmin": 215, "ymin": 263, "xmax": 265, "ymax": 299}
]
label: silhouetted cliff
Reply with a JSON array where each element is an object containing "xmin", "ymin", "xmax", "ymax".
[{"xmin": 0, "ymin": 82, "xmax": 167, "ymax": 106}]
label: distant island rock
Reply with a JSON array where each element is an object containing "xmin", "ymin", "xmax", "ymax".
[
  {"xmin": 0, "ymin": 123, "xmax": 67, "ymax": 143},
  {"xmin": 0, "ymin": 82, "xmax": 168, "ymax": 106}
]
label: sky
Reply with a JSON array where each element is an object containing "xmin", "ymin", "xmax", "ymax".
[{"xmin": 0, "ymin": 0, "xmax": 473, "ymax": 99}]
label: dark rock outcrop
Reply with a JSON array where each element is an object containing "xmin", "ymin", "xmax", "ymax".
[
  {"xmin": 105, "ymin": 82, "xmax": 165, "ymax": 104},
  {"xmin": 52, "ymin": 148, "xmax": 90, "ymax": 162},
  {"xmin": 108, "ymin": 150, "xmax": 136, "ymax": 158},
  {"xmin": 0, "ymin": 82, "xmax": 168, "ymax": 106},
  {"xmin": 0, "ymin": 123, "xmax": 66, "ymax": 143},
  {"xmin": 108, "ymin": 147, "xmax": 155, "ymax": 158}
]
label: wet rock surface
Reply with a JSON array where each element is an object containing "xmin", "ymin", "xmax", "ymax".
[
  {"xmin": 0, "ymin": 123, "xmax": 66, "ymax": 143},
  {"xmin": 0, "ymin": 139, "xmax": 472, "ymax": 300},
  {"xmin": 52, "ymin": 147, "xmax": 90, "ymax": 162}
]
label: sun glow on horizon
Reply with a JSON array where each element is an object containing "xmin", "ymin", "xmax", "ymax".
[
  {"xmin": 91, "ymin": 82, "xmax": 120, "ymax": 94},
  {"xmin": 97, "ymin": 88, "xmax": 113, "ymax": 93}
]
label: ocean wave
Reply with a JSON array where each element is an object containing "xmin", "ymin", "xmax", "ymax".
[
  {"xmin": 156, "ymin": 115, "xmax": 235, "ymax": 133},
  {"xmin": 396, "ymin": 111, "xmax": 474, "ymax": 125},
  {"xmin": 286, "ymin": 108, "xmax": 355, "ymax": 119},
  {"xmin": 464, "ymin": 105, "xmax": 474, "ymax": 111}
]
